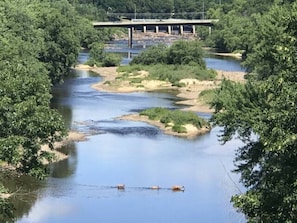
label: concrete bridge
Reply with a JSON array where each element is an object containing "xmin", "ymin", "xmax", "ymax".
[{"xmin": 93, "ymin": 19, "xmax": 218, "ymax": 47}]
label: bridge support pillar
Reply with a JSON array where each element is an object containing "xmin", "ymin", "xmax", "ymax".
[
  {"xmin": 128, "ymin": 27, "xmax": 133, "ymax": 48},
  {"xmin": 192, "ymin": 25, "xmax": 196, "ymax": 35},
  {"xmin": 155, "ymin": 26, "xmax": 159, "ymax": 33},
  {"xmin": 209, "ymin": 26, "xmax": 212, "ymax": 35},
  {"xmin": 179, "ymin": 25, "xmax": 184, "ymax": 35},
  {"xmin": 168, "ymin": 25, "xmax": 172, "ymax": 34},
  {"xmin": 143, "ymin": 26, "xmax": 147, "ymax": 33}
]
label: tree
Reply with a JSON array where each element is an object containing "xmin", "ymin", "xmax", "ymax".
[
  {"xmin": 167, "ymin": 40, "xmax": 206, "ymax": 67},
  {"xmin": 131, "ymin": 40, "xmax": 206, "ymax": 67},
  {"xmin": 37, "ymin": 0, "xmax": 82, "ymax": 84},
  {"xmin": 210, "ymin": 3, "xmax": 297, "ymax": 222},
  {"xmin": 86, "ymin": 42, "xmax": 121, "ymax": 67},
  {"xmin": 130, "ymin": 44, "xmax": 168, "ymax": 65},
  {"xmin": 0, "ymin": 1, "xmax": 70, "ymax": 219}
]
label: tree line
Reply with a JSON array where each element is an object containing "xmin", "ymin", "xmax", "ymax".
[
  {"xmin": 0, "ymin": 0, "xmax": 111, "ymax": 221},
  {"xmin": 209, "ymin": 1, "xmax": 297, "ymax": 222}
]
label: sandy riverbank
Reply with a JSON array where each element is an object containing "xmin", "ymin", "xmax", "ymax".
[{"xmin": 40, "ymin": 131, "xmax": 87, "ymax": 164}]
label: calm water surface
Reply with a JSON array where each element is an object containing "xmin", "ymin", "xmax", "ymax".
[{"xmin": 16, "ymin": 40, "xmax": 246, "ymax": 223}]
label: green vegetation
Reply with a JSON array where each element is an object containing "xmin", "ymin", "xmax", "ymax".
[
  {"xmin": 199, "ymin": 89, "xmax": 216, "ymax": 104},
  {"xmin": 210, "ymin": 2, "xmax": 297, "ymax": 222},
  {"xmin": 75, "ymin": 0, "xmax": 221, "ymax": 20},
  {"xmin": 131, "ymin": 40, "xmax": 205, "ymax": 67},
  {"xmin": 118, "ymin": 63, "xmax": 216, "ymax": 86},
  {"xmin": 0, "ymin": 0, "xmax": 114, "ymax": 219},
  {"xmin": 86, "ymin": 42, "xmax": 121, "ymax": 67},
  {"xmin": 118, "ymin": 40, "xmax": 216, "ymax": 86},
  {"xmin": 140, "ymin": 107, "xmax": 209, "ymax": 133}
]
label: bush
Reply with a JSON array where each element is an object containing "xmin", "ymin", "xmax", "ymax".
[
  {"xmin": 88, "ymin": 42, "xmax": 104, "ymax": 62},
  {"xmin": 148, "ymin": 64, "xmax": 216, "ymax": 83},
  {"xmin": 117, "ymin": 64, "xmax": 144, "ymax": 73},
  {"xmin": 130, "ymin": 40, "xmax": 206, "ymax": 67},
  {"xmin": 167, "ymin": 40, "xmax": 206, "ymax": 68},
  {"xmin": 102, "ymin": 53, "xmax": 121, "ymax": 67},
  {"xmin": 172, "ymin": 124, "xmax": 187, "ymax": 133},
  {"xmin": 130, "ymin": 44, "xmax": 168, "ymax": 65},
  {"xmin": 199, "ymin": 89, "xmax": 216, "ymax": 103},
  {"xmin": 117, "ymin": 40, "xmax": 217, "ymax": 85},
  {"xmin": 140, "ymin": 107, "xmax": 209, "ymax": 132}
]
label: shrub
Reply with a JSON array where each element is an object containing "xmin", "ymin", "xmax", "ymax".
[
  {"xmin": 102, "ymin": 53, "xmax": 121, "ymax": 67},
  {"xmin": 167, "ymin": 40, "xmax": 205, "ymax": 68},
  {"xmin": 130, "ymin": 44, "xmax": 168, "ymax": 65},
  {"xmin": 130, "ymin": 40, "xmax": 206, "ymax": 67},
  {"xmin": 172, "ymin": 124, "xmax": 187, "ymax": 133},
  {"xmin": 140, "ymin": 107, "xmax": 209, "ymax": 132},
  {"xmin": 117, "ymin": 64, "xmax": 144, "ymax": 73}
]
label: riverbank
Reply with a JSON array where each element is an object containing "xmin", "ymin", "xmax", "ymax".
[
  {"xmin": 41, "ymin": 131, "xmax": 87, "ymax": 164},
  {"xmin": 0, "ymin": 131, "xmax": 87, "ymax": 199},
  {"xmin": 0, "ymin": 131, "xmax": 87, "ymax": 172}
]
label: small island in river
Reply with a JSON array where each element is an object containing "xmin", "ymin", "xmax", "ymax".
[{"xmin": 118, "ymin": 112, "xmax": 210, "ymax": 139}]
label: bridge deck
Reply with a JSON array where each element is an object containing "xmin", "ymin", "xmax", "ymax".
[{"xmin": 93, "ymin": 19, "xmax": 218, "ymax": 28}]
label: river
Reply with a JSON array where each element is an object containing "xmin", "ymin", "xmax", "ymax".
[{"xmin": 13, "ymin": 39, "xmax": 246, "ymax": 223}]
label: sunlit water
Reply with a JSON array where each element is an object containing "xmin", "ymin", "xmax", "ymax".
[{"xmin": 16, "ymin": 40, "xmax": 246, "ymax": 223}]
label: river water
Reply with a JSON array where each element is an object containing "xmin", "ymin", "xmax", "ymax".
[{"xmin": 14, "ymin": 40, "xmax": 246, "ymax": 223}]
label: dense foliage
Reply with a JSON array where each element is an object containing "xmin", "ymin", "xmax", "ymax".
[
  {"xmin": 140, "ymin": 107, "xmax": 209, "ymax": 133},
  {"xmin": 131, "ymin": 40, "xmax": 205, "ymax": 67},
  {"xmin": 125, "ymin": 40, "xmax": 215, "ymax": 85},
  {"xmin": 206, "ymin": 0, "xmax": 296, "ymax": 53},
  {"xmin": 0, "ymin": 0, "xmax": 111, "ymax": 220},
  {"xmin": 86, "ymin": 43, "xmax": 121, "ymax": 67},
  {"xmin": 123, "ymin": 40, "xmax": 216, "ymax": 85},
  {"xmin": 75, "ymin": 0, "xmax": 221, "ymax": 19},
  {"xmin": 211, "ymin": 2, "xmax": 297, "ymax": 222}
]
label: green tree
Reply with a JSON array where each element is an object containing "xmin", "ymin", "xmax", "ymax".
[
  {"xmin": 130, "ymin": 44, "xmax": 168, "ymax": 65},
  {"xmin": 131, "ymin": 40, "xmax": 206, "ymax": 67},
  {"xmin": 37, "ymin": 0, "xmax": 81, "ymax": 84},
  {"xmin": 167, "ymin": 40, "xmax": 205, "ymax": 67},
  {"xmin": 211, "ymin": 3, "xmax": 297, "ymax": 222},
  {"xmin": 0, "ymin": 0, "xmax": 71, "ymax": 219}
]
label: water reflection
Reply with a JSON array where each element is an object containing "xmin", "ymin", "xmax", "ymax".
[
  {"xmin": 50, "ymin": 143, "xmax": 78, "ymax": 179},
  {"xmin": 0, "ymin": 172, "xmax": 44, "ymax": 220}
]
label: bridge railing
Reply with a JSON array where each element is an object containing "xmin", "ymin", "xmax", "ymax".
[{"xmin": 107, "ymin": 12, "xmax": 207, "ymax": 21}]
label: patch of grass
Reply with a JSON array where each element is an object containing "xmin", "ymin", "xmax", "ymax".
[
  {"xmin": 140, "ymin": 107, "xmax": 209, "ymax": 132},
  {"xmin": 117, "ymin": 64, "xmax": 144, "ymax": 73},
  {"xmin": 148, "ymin": 64, "xmax": 216, "ymax": 83},
  {"xmin": 115, "ymin": 72, "xmax": 129, "ymax": 80},
  {"xmin": 116, "ymin": 64, "xmax": 216, "ymax": 85},
  {"xmin": 172, "ymin": 124, "xmax": 187, "ymax": 133}
]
